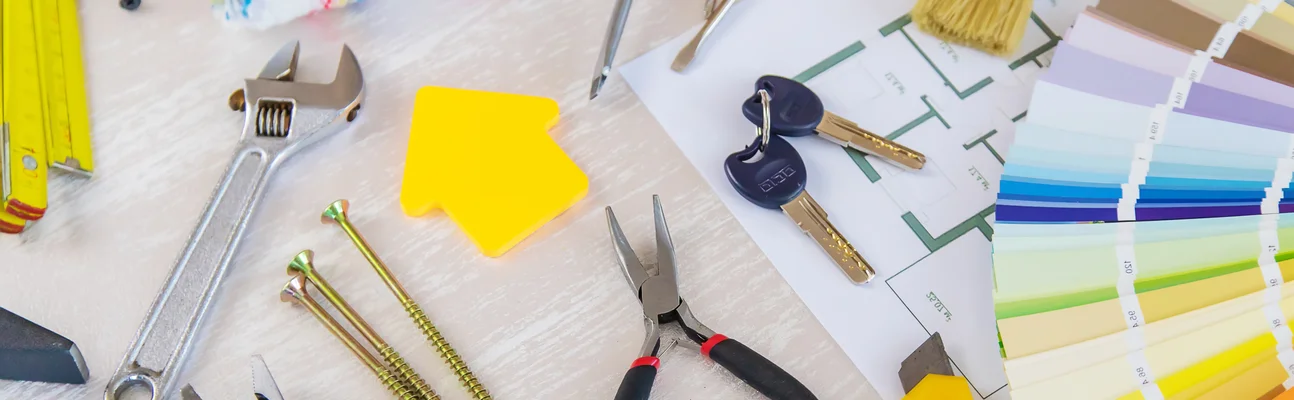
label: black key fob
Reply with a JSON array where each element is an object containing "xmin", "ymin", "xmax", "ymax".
[
  {"xmin": 725, "ymin": 134, "xmax": 807, "ymax": 210},
  {"xmin": 741, "ymin": 75, "xmax": 824, "ymax": 137}
]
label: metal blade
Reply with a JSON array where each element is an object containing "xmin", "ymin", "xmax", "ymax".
[
  {"xmin": 651, "ymin": 195, "xmax": 679, "ymax": 304},
  {"xmin": 257, "ymin": 41, "xmax": 299, "ymax": 81},
  {"xmin": 251, "ymin": 355, "xmax": 285, "ymax": 400},
  {"xmin": 607, "ymin": 205, "xmax": 649, "ymax": 295}
]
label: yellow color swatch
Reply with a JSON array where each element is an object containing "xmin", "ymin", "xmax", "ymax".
[{"xmin": 399, "ymin": 87, "xmax": 588, "ymax": 257}]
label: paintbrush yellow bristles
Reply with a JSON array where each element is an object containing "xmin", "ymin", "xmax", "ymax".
[{"xmin": 911, "ymin": 0, "xmax": 1033, "ymax": 56}]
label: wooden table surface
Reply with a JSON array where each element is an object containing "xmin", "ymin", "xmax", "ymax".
[{"xmin": 0, "ymin": 1, "xmax": 879, "ymax": 399}]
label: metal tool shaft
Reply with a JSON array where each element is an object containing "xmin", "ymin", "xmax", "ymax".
[
  {"xmin": 323, "ymin": 200, "xmax": 492, "ymax": 400},
  {"xmin": 105, "ymin": 147, "xmax": 275, "ymax": 400},
  {"xmin": 590, "ymin": 0, "xmax": 634, "ymax": 99}
]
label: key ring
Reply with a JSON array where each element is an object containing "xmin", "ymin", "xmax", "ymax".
[{"xmin": 755, "ymin": 88, "xmax": 772, "ymax": 153}]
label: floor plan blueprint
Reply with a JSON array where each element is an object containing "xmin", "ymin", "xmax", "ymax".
[{"xmin": 621, "ymin": 0, "xmax": 1095, "ymax": 398}]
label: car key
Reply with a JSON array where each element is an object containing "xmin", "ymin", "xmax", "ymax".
[
  {"xmin": 725, "ymin": 132, "xmax": 877, "ymax": 284},
  {"xmin": 741, "ymin": 75, "xmax": 925, "ymax": 171}
]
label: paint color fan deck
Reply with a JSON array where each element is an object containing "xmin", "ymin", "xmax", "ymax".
[{"xmin": 992, "ymin": 0, "xmax": 1294, "ymax": 399}]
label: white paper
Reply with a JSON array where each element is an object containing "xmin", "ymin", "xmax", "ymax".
[{"xmin": 621, "ymin": 0, "xmax": 1094, "ymax": 398}]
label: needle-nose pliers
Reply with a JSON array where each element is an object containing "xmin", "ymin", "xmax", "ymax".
[{"xmin": 605, "ymin": 195, "xmax": 817, "ymax": 400}]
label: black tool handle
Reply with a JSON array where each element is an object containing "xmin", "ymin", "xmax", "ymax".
[
  {"xmin": 613, "ymin": 357, "xmax": 659, "ymax": 400},
  {"xmin": 703, "ymin": 334, "xmax": 818, "ymax": 400}
]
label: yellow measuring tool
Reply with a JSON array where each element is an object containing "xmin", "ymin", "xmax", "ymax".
[{"xmin": 1, "ymin": 0, "xmax": 94, "ymax": 234}]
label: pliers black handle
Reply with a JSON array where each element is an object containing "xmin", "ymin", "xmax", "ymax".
[{"xmin": 614, "ymin": 334, "xmax": 818, "ymax": 400}]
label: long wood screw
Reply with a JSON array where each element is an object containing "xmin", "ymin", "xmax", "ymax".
[
  {"xmin": 280, "ymin": 273, "xmax": 419, "ymax": 400},
  {"xmin": 287, "ymin": 250, "xmax": 441, "ymax": 400},
  {"xmin": 322, "ymin": 200, "xmax": 492, "ymax": 400}
]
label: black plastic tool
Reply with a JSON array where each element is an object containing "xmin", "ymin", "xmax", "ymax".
[{"xmin": 0, "ymin": 306, "xmax": 89, "ymax": 384}]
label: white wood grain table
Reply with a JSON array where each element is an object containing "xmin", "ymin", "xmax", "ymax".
[{"xmin": 0, "ymin": 1, "xmax": 880, "ymax": 399}]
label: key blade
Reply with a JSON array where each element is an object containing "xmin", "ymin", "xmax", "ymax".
[
  {"xmin": 780, "ymin": 191, "xmax": 875, "ymax": 284},
  {"xmin": 818, "ymin": 111, "xmax": 926, "ymax": 170}
]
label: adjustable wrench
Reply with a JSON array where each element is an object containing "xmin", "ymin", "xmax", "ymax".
[{"xmin": 104, "ymin": 41, "xmax": 364, "ymax": 400}]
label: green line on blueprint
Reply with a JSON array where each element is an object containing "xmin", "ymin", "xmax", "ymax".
[
  {"xmin": 921, "ymin": 96, "xmax": 950, "ymax": 129},
  {"xmin": 879, "ymin": 14, "xmax": 912, "ymax": 37},
  {"xmin": 900, "ymin": 28, "xmax": 988, "ymax": 99},
  {"xmin": 964, "ymin": 130, "xmax": 1005, "ymax": 165},
  {"xmin": 793, "ymin": 41, "xmax": 866, "ymax": 83},
  {"xmin": 1007, "ymin": 13, "xmax": 1063, "ymax": 70},
  {"xmin": 902, "ymin": 205, "xmax": 996, "ymax": 253}
]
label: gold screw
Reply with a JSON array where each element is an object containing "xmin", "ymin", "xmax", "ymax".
[
  {"xmin": 287, "ymin": 250, "xmax": 441, "ymax": 400},
  {"xmin": 279, "ymin": 273, "xmax": 419, "ymax": 400},
  {"xmin": 322, "ymin": 200, "xmax": 493, "ymax": 400}
]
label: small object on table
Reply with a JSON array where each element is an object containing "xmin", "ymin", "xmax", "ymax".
[
  {"xmin": 898, "ymin": 333, "xmax": 972, "ymax": 400},
  {"xmin": 251, "ymin": 355, "xmax": 285, "ymax": 400},
  {"xmin": 910, "ymin": 0, "xmax": 1032, "ymax": 56},
  {"xmin": 280, "ymin": 273, "xmax": 423, "ymax": 400},
  {"xmin": 175, "ymin": 356, "xmax": 287, "ymax": 400},
  {"xmin": 399, "ymin": 87, "xmax": 587, "ymax": 258},
  {"xmin": 606, "ymin": 196, "xmax": 818, "ymax": 400},
  {"xmin": 212, "ymin": 0, "xmax": 362, "ymax": 29},
  {"xmin": 119, "ymin": 0, "xmax": 140, "ymax": 10},
  {"xmin": 0, "ymin": 306, "xmax": 89, "ymax": 384},
  {"xmin": 671, "ymin": 0, "xmax": 738, "ymax": 72},
  {"xmin": 742, "ymin": 75, "xmax": 925, "ymax": 171},
  {"xmin": 322, "ymin": 200, "xmax": 491, "ymax": 400},
  {"xmin": 591, "ymin": 0, "xmax": 634, "ymax": 99},
  {"xmin": 727, "ymin": 90, "xmax": 876, "ymax": 284},
  {"xmin": 898, "ymin": 333, "xmax": 953, "ymax": 393}
]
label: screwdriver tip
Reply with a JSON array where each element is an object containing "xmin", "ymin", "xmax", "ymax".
[{"xmin": 590, "ymin": 74, "xmax": 608, "ymax": 100}]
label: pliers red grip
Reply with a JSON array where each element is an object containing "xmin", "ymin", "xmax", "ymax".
[{"xmin": 607, "ymin": 196, "xmax": 817, "ymax": 400}]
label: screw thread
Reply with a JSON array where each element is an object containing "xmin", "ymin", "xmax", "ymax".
[
  {"xmin": 406, "ymin": 302, "xmax": 492, "ymax": 400},
  {"xmin": 377, "ymin": 369, "xmax": 421, "ymax": 400},
  {"xmin": 379, "ymin": 344, "xmax": 439, "ymax": 400}
]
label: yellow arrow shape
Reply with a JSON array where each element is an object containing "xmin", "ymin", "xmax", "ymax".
[{"xmin": 400, "ymin": 87, "xmax": 588, "ymax": 257}]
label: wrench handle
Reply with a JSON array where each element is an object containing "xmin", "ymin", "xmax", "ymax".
[{"xmin": 106, "ymin": 146, "xmax": 276, "ymax": 400}]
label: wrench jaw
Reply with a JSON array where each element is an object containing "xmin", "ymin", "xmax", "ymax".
[{"xmin": 238, "ymin": 43, "xmax": 365, "ymax": 161}]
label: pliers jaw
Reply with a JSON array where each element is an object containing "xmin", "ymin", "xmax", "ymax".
[{"xmin": 607, "ymin": 196, "xmax": 715, "ymax": 357}]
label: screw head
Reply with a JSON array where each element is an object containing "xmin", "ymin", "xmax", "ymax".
[
  {"xmin": 280, "ymin": 274, "xmax": 308, "ymax": 304},
  {"xmin": 346, "ymin": 104, "xmax": 361, "ymax": 122},
  {"xmin": 286, "ymin": 250, "xmax": 316, "ymax": 276},
  {"xmin": 321, "ymin": 200, "xmax": 351, "ymax": 224},
  {"xmin": 229, "ymin": 89, "xmax": 247, "ymax": 112}
]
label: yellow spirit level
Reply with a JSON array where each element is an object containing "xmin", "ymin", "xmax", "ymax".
[{"xmin": 1, "ymin": 0, "xmax": 94, "ymax": 233}]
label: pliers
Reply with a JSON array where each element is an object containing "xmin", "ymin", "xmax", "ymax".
[{"xmin": 606, "ymin": 196, "xmax": 818, "ymax": 400}]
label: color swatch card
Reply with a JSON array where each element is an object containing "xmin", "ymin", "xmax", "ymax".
[{"xmin": 994, "ymin": 1, "xmax": 1294, "ymax": 399}]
